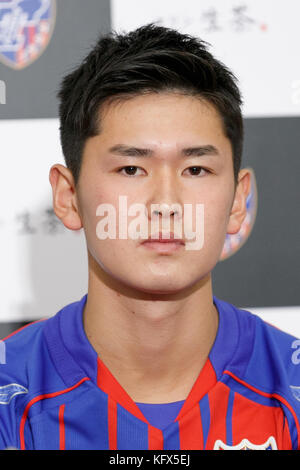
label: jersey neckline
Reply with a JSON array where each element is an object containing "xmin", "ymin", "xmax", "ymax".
[{"xmin": 43, "ymin": 293, "xmax": 254, "ymax": 424}]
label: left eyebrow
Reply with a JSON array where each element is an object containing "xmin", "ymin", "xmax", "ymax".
[{"xmin": 108, "ymin": 144, "xmax": 220, "ymax": 158}]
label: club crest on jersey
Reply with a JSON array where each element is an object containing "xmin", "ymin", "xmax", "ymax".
[
  {"xmin": 0, "ymin": 383, "xmax": 28, "ymax": 404},
  {"xmin": 0, "ymin": 0, "xmax": 56, "ymax": 69},
  {"xmin": 214, "ymin": 436, "xmax": 277, "ymax": 450}
]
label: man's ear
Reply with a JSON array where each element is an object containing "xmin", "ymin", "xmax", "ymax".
[
  {"xmin": 226, "ymin": 168, "xmax": 252, "ymax": 235},
  {"xmin": 49, "ymin": 164, "xmax": 83, "ymax": 230}
]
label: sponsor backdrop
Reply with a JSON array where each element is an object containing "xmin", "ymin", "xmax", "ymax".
[{"xmin": 0, "ymin": 0, "xmax": 299, "ymax": 338}]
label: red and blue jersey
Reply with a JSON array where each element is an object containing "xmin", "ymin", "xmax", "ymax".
[{"xmin": 0, "ymin": 294, "xmax": 300, "ymax": 450}]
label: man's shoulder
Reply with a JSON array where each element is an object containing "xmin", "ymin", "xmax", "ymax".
[
  {"xmin": 236, "ymin": 303, "xmax": 299, "ymax": 375},
  {"xmin": 0, "ymin": 296, "xmax": 88, "ymax": 392},
  {"xmin": 218, "ymin": 297, "xmax": 299, "ymax": 362},
  {"xmin": 0, "ymin": 318, "xmax": 54, "ymax": 392},
  {"xmin": 0, "ymin": 301, "xmax": 81, "ymax": 450},
  {"xmin": 224, "ymin": 299, "xmax": 300, "ymax": 404},
  {"xmin": 1, "ymin": 319, "xmax": 47, "ymax": 364},
  {"xmin": 0, "ymin": 297, "xmax": 81, "ymax": 393},
  {"xmin": 1, "ymin": 318, "xmax": 47, "ymax": 346}
]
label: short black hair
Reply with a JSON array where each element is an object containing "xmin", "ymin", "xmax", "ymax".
[{"xmin": 57, "ymin": 23, "xmax": 244, "ymax": 186}]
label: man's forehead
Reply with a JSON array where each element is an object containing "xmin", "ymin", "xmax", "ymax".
[
  {"xmin": 96, "ymin": 93, "xmax": 227, "ymax": 145},
  {"xmin": 99, "ymin": 91, "xmax": 221, "ymax": 123}
]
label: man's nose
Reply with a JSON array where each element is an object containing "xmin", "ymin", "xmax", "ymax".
[{"xmin": 144, "ymin": 170, "xmax": 183, "ymax": 222}]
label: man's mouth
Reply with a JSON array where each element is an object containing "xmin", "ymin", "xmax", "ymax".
[{"xmin": 140, "ymin": 231, "xmax": 185, "ymax": 252}]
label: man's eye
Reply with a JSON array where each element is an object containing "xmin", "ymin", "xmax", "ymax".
[
  {"xmin": 117, "ymin": 166, "xmax": 144, "ymax": 176},
  {"xmin": 184, "ymin": 166, "xmax": 208, "ymax": 176},
  {"xmin": 117, "ymin": 166, "xmax": 209, "ymax": 177}
]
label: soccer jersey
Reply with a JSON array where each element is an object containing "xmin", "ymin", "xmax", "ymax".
[{"xmin": 0, "ymin": 294, "xmax": 300, "ymax": 450}]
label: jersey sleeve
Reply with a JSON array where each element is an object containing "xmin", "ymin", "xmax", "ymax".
[
  {"xmin": 0, "ymin": 390, "xmax": 24, "ymax": 449},
  {"xmin": 0, "ymin": 320, "xmax": 47, "ymax": 450},
  {"xmin": 244, "ymin": 315, "xmax": 300, "ymax": 449}
]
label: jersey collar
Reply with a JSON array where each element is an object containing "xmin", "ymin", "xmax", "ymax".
[{"xmin": 44, "ymin": 294, "xmax": 252, "ymax": 395}]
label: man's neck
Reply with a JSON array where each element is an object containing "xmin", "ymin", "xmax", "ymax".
[{"xmin": 83, "ymin": 262, "xmax": 219, "ymax": 404}]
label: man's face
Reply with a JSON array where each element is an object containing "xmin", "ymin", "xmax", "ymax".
[{"xmin": 75, "ymin": 92, "xmax": 237, "ymax": 294}]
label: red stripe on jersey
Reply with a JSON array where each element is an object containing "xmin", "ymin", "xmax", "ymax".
[
  {"xmin": 176, "ymin": 359, "xmax": 217, "ymax": 421},
  {"xmin": 223, "ymin": 370, "xmax": 300, "ymax": 449},
  {"xmin": 148, "ymin": 426, "xmax": 164, "ymax": 450},
  {"xmin": 231, "ymin": 391, "xmax": 285, "ymax": 447},
  {"xmin": 108, "ymin": 397, "xmax": 117, "ymax": 450},
  {"xmin": 97, "ymin": 357, "xmax": 148, "ymax": 423},
  {"xmin": 19, "ymin": 377, "xmax": 90, "ymax": 450},
  {"xmin": 178, "ymin": 403, "xmax": 203, "ymax": 449},
  {"xmin": 205, "ymin": 382, "xmax": 230, "ymax": 449},
  {"xmin": 58, "ymin": 404, "xmax": 65, "ymax": 450}
]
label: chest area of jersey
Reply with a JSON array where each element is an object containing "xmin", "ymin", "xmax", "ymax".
[{"xmin": 26, "ymin": 383, "xmax": 288, "ymax": 450}]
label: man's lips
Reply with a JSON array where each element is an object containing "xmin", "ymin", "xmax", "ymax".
[{"xmin": 141, "ymin": 232, "xmax": 185, "ymax": 245}]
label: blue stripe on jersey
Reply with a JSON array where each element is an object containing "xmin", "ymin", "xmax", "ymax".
[
  {"xmin": 117, "ymin": 404, "xmax": 148, "ymax": 450},
  {"xmin": 63, "ymin": 388, "xmax": 110, "ymax": 450},
  {"xmin": 163, "ymin": 421, "xmax": 180, "ymax": 450},
  {"xmin": 30, "ymin": 406, "xmax": 60, "ymax": 450},
  {"xmin": 226, "ymin": 390, "xmax": 235, "ymax": 446},
  {"xmin": 199, "ymin": 394, "xmax": 210, "ymax": 449}
]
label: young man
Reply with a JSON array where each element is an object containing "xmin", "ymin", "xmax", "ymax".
[{"xmin": 1, "ymin": 23, "xmax": 300, "ymax": 451}]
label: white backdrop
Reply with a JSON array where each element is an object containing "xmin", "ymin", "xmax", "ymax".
[
  {"xmin": 112, "ymin": 0, "xmax": 300, "ymax": 118},
  {"xmin": 0, "ymin": 118, "xmax": 88, "ymax": 321}
]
